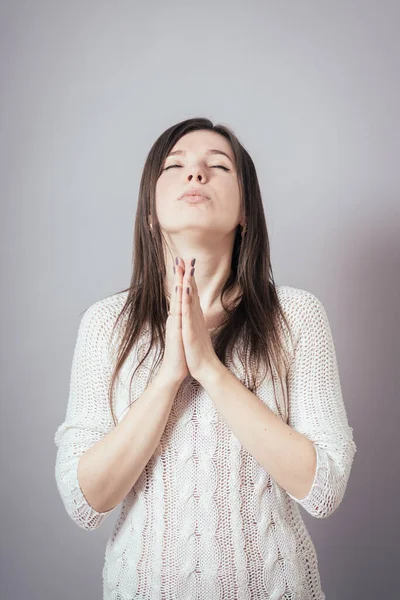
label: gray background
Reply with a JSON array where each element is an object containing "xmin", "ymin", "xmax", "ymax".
[{"xmin": 1, "ymin": 1, "xmax": 399, "ymax": 598}]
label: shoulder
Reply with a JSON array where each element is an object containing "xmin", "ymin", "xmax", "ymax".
[
  {"xmin": 80, "ymin": 290, "xmax": 128, "ymax": 323},
  {"xmin": 275, "ymin": 284, "xmax": 330, "ymax": 343},
  {"xmin": 77, "ymin": 290, "xmax": 129, "ymax": 346},
  {"xmin": 276, "ymin": 284, "xmax": 325, "ymax": 314}
]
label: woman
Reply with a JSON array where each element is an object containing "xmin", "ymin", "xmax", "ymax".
[{"xmin": 54, "ymin": 117, "xmax": 357, "ymax": 599}]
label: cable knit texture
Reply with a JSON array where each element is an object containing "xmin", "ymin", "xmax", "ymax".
[{"xmin": 54, "ymin": 285, "xmax": 357, "ymax": 600}]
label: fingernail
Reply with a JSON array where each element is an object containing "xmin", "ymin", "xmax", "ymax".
[
  {"xmin": 175, "ymin": 256, "xmax": 179, "ymax": 265},
  {"xmin": 173, "ymin": 266, "xmax": 176, "ymax": 274},
  {"xmin": 175, "ymin": 285, "xmax": 178, "ymax": 293},
  {"xmin": 190, "ymin": 267, "xmax": 194, "ymax": 277},
  {"xmin": 186, "ymin": 287, "xmax": 190, "ymax": 294},
  {"xmin": 191, "ymin": 258, "xmax": 196, "ymax": 267}
]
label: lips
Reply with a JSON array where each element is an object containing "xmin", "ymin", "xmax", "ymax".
[
  {"xmin": 179, "ymin": 188, "xmax": 210, "ymax": 200},
  {"xmin": 183, "ymin": 195, "xmax": 209, "ymax": 203}
]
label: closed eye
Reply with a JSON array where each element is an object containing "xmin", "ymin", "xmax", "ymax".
[{"xmin": 163, "ymin": 165, "xmax": 230, "ymax": 172}]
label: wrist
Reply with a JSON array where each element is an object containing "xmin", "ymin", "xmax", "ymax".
[
  {"xmin": 196, "ymin": 357, "xmax": 225, "ymax": 389},
  {"xmin": 156, "ymin": 367, "xmax": 186, "ymax": 391}
]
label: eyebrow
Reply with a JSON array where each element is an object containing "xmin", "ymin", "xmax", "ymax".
[{"xmin": 166, "ymin": 148, "xmax": 234, "ymax": 164}]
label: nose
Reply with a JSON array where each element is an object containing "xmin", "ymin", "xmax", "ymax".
[{"xmin": 187, "ymin": 165, "xmax": 206, "ymax": 182}]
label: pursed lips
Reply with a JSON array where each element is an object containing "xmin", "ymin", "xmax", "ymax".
[{"xmin": 179, "ymin": 189, "xmax": 210, "ymax": 200}]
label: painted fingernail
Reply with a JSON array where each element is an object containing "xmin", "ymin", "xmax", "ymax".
[
  {"xmin": 186, "ymin": 287, "xmax": 190, "ymax": 294},
  {"xmin": 175, "ymin": 285, "xmax": 178, "ymax": 293},
  {"xmin": 190, "ymin": 267, "xmax": 195, "ymax": 276},
  {"xmin": 175, "ymin": 256, "xmax": 179, "ymax": 265},
  {"xmin": 191, "ymin": 258, "xmax": 196, "ymax": 267},
  {"xmin": 173, "ymin": 266, "xmax": 176, "ymax": 274}
]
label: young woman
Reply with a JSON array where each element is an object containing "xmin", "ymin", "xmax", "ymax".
[{"xmin": 54, "ymin": 117, "xmax": 357, "ymax": 599}]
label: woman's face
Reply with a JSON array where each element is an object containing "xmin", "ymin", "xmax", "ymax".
[{"xmin": 154, "ymin": 130, "xmax": 242, "ymax": 241}]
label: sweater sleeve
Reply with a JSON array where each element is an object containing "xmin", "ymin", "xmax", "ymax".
[
  {"xmin": 54, "ymin": 299, "xmax": 119, "ymax": 531},
  {"xmin": 284, "ymin": 289, "xmax": 357, "ymax": 519}
]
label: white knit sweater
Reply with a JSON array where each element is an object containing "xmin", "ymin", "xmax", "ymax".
[{"xmin": 54, "ymin": 285, "xmax": 357, "ymax": 600}]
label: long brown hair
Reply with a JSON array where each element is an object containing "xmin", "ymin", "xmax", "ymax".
[{"xmin": 93, "ymin": 117, "xmax": 294, "ymax": 425}]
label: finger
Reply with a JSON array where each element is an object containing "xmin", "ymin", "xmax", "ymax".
[
  {"xmin": 175, "ymin": 256, "xmax": 184, "ymax": 319},
  {"xmin": 191, "ymin": 270, "xmax": 204, "ymax": 315},
  {"xmin": 189, "ymin": 259, "xmax": 196, "ymax": 294},
  {"xmin": 175, "ymin": 255, "xmax": 185, "ymax": 277},
  {"xmin": 169, "ymin": 258, "xmax": 180, "ymax": 317},
  {"xmin": 169, "ymin": 260, "xmax": 176, "ymax": 316},
  {"xmin": 182, "ymin": 258, "xmax": 190, "ymax": 301},
  {"xmin": 185, "ymin": 257, "xmax": 196, "ymax": 299},
  {"xmin": 181, "ymin": 258, "xmax": 186, "ymax": 296}
]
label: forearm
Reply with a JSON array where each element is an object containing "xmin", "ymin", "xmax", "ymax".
[
  {"xmin": 78, "ymin": 369, "xmax": 182, "ymax": 513},
  {"xmin": 199, "ymin": 361, "xmax": 317, "ymax": 500}
]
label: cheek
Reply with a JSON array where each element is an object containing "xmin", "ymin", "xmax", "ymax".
[
  {"xmin": 218, "ymin": 178, "xmax": 240, "ymax": 198},
  {"xmin": 156, "ymin": 178, "xmax": 174, "ymax": 202},
  {"xmin": 154, "ymin": 191, "xmax": 176, "ymax": 225},
  {"xmin": 220, "ymin": 184, "xmax": 241, "ymax": 208}
]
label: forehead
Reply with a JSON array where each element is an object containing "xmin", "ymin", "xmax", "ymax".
[{"xmin": 168, "ymin": 130, "xmax": 234, "ymax": 163}]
